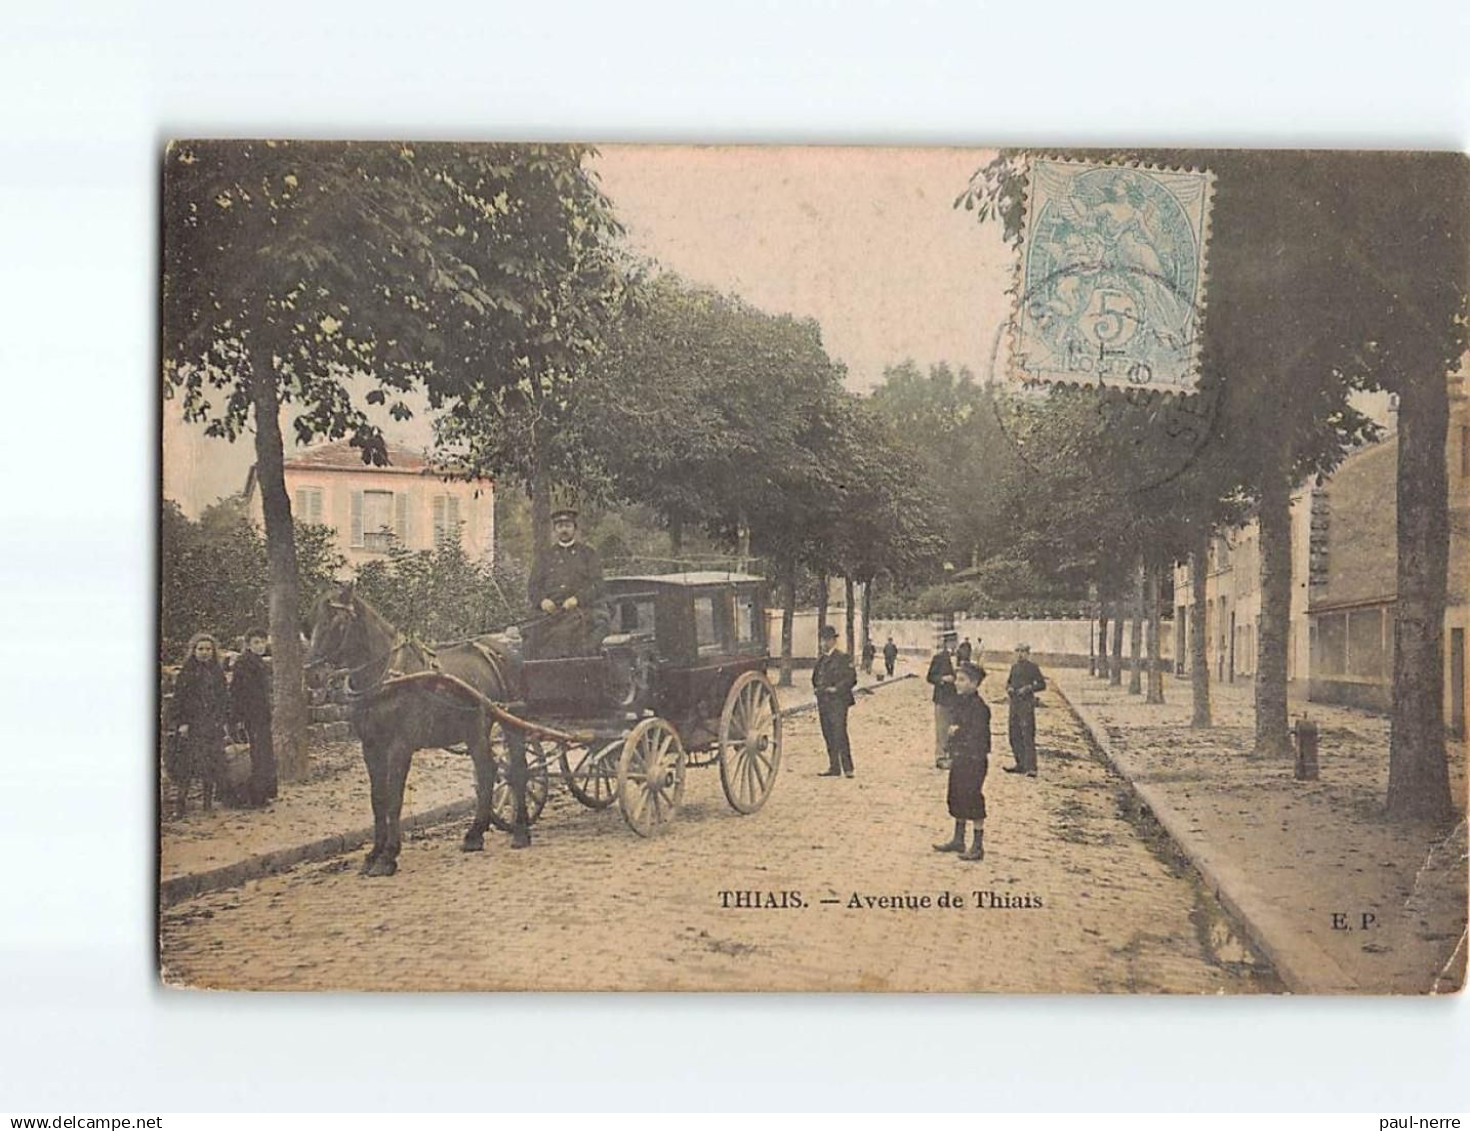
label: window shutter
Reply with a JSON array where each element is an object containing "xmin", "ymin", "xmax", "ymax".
[
  {"xmin": 310, "ymin": 490, "xmax": 323, "ymax": 525},
  {"xmin": 395, "ymin": 492, "xmax": 409, "ymax": 545},
  {"xmin": 350, "ymin": 491, "xmax": 364, "ymax": 548},
  {"xmin": 293, "ymin": 488, "xmax": 305, "ymax": 519},
  {"xmin": 432, "ymin": 495, "xmax": 446, "ymax": 546},
  {"xmin": 448, "ymin": 496, "xmax": 461, "ymax": 544}
]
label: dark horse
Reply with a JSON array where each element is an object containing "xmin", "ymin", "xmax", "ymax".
[{"xmin": 304, "ymin": 581, "xmax": 532, "ymax": 876}]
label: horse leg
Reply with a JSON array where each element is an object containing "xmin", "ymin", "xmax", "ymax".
[
  {"xmin": 368, "ymin": 741, "xmax": 413, "ymax": 877},
  {"xmin": 361, "ymin": 740, "xmax": 389, "ymax": 874},
  {"xmin": 462, "ymin": 718, "xmax": 493, "ymax": 853},
  {"xmin": 505, "ymin": 727, "xmax": 532, "ymax": 849}
]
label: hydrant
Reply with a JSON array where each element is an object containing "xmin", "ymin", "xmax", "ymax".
[{"xmin": 1294, "ymin": 714, "xmax": 1319, "ymax": 781}]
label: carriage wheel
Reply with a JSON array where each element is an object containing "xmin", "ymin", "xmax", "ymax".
[
  {"xmin": 486, "ymin": 726, "xmax": 550, "ymax": 832},
  {"xmin": 616, "ymin": 718, "xmax": 686, "ymax": 837},
  {"xmin": 717, "ymin": 671, "xmax": 783, "ymax": 814},
  {"xmin": 559, "ymin": 740, "xmax": 622, "ymax": 809}
]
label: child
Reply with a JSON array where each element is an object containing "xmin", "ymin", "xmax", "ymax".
[
  {"xmin": 169, "ymin": 632, "xmax": 230, "ymax": 815},
  {"xmin": 230, "ymin": 628, "xmax": 277, "ymax": 806},
  {"xmin": 932, "ymin": 661, "xmax": 990, "ymax": 861}
]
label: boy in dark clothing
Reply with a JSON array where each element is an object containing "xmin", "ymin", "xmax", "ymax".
[
  {"xmin": 933, "ymin": 662, "xmax": 990, "ymax": 861},
  {"xmin": 882, "ymin": 636, "xmax": 898, "ymax": 678},
  {"xmin": 230, "ymin": 628, "xmax": 277, "ymax": 806},
  {"xmin": 860, "ymin": 638, "xmax": 876, "ymax": 674},
  {"xmin": 1004, "ymin": 643, "xmax": 1047, "ymax": 776}
]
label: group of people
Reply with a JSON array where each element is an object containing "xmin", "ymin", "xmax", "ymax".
[
  {"xmin": 165, "ymin": 629, "xmax": 277, "ymax": 816},
  {"xmin": 811, "ymin": 625, "xmax": 1048, "ymax": 864}
]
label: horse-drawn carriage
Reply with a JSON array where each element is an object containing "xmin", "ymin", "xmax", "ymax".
[{"xmin": 306, "ymin": 572, "xmax": 784, "ymax": 874}]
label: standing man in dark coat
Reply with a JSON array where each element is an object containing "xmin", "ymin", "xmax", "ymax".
[
  {"xmin": 882, "ymin": 636, "xmax": 898, "ymax": 678},
  {"xmin": 956, "ymin": 636, "xmax": 973, "ymax": 666},
  {"xmin": 229, "ymin": 628, "xmax": 277, "ymax": 806},
  {"xmin": 926, "ymin": 631, "xmax": 958, "ymax": 769},
  {"xmin": 860, "ymin": 637, "xmax": 876, "ymax": 675},
  {"xmin": 1004, "ymin": 643, "xmax": 1047, "ymax": 777},
  {"xmin": 933, "ymin": 662, "xmax": 990, "ymax": 860},
  {"xmin": 813, "ymin": 623, "xmax": 857, "ymax": 778},
  {"xmin": 527, "ymin": 509, "xmax": 609, "ymax": 659}
]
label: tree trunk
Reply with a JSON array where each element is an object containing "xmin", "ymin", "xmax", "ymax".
[
  {"xmin": 779, "ymin": 567, "xmax": 796, "ymax": 688},
  {"xmin": 1255, "ymin": 432, "xmax": 1293, "ymax": 759},
  {"xmin": 1128, "ymin": 559, "xmax": 1144, "ymax": 695},
  {"xmin": 844, "ymin": 575, "xmax": 856, "ymax": 659},
  {"xmin": 250, "ymin": 355, "xmax": 308, "ymax": 782},
  {"xmin": 1387, "ymin": 368, "xmax": 1453, "ymax": 820},
  {"xmin": 669, "ymin": 514, "xmax": 684, "ymax": 557},
  {"xmin": 861, "ymin": 576, "xmax": 873, "ymax": 655},
  {"xmin": 735, "ymin": 516, "xmax": 750, "ymax": 572},
  {"xmin": 1096, "ymin": 602, "xmax": 1109, "ymax": 679},
  {"xmin": 1145, "ymin": 558, "xmax": 1164, "ymax": 704},
  {"xmin": 1109, "ymin": 599, "xmax": 1124, "ymax": 686},
  {"xmin": 1190, "ymin": 529, "xmax": 1213, "ymax": 728},
  {"xmin": 816, "ymin": 572, "xmax": 829, "ymax": 638}
]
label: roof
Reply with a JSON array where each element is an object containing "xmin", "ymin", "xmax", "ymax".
[
  {"xmin": 608, "ymin": 572, "xmax": 767, "ymax": 588},
  {"xmin": 282, "ymin": 439, "xmax": 436, "ymax": 475}
]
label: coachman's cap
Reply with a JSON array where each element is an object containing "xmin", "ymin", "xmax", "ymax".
[{"xmin": 550, "ymin": 508, "xmax": 579, "ymax": 523}]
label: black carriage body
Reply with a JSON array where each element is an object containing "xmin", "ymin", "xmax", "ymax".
[{"xmin": 520, "ymin": 572, "xmax": 769, "ymax": 747}]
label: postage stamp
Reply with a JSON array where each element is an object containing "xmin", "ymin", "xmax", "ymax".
[{"xmin": 1012, "ymin": 158, "xmax": 1214, "ymax": 393}]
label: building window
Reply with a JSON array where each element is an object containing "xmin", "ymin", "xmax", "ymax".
[
  {"xmin": 352, "ymin": 490, "xmax": 406, "ymax": 552},
  {"xmin": 432, "ymin": 494, "xmax": 463, "ymax": 548},
  {"xmin": 294, "ymin": 486, "xmax": 325, "ymax": 526},
  {"xmin": 1346, "ymin": 607, "xmax": 1387, "ymax": 681},
  {"xmin": 1314, "ymin": 612, "xmax": 1348, "ymax": 678}
]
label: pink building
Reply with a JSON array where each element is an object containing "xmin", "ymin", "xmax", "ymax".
[{"xmin": 243, "ymin": 439, "xmax": 495, "ymax": 570}]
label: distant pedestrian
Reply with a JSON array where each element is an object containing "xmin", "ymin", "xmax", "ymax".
[
  {"xmin": 882, "ymin": 636, "xmax": 898, "ymax": 678},
  {"xmin": 956, "ymin": 637, "xmax": 973, "ymax": 666},
  {"xmin": 933, "ymin": 662, "xmax": 990, "ymax": 861},
  {"xmin": 168, "ymin": 632, "xmax": 229, "ymax": 816},
  {"xmin": 813, "ymin": 623, "xmax": 857, "ymax": 778},
  {"xmin": 927, "ymin": 631, "xmax": 959, "ymax": 768},
  {"xmin": 230, "ymin": 628, "xmax": 277, "ymax": 807},
  {"xmin": 861, "ymin": 637, "xmax": 876, "ymax": 675},
  {"xmin": 1004, "ymin": 643, "xmax": 1046, "ymax": 777}
]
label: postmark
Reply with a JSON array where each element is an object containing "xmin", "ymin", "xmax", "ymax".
[{"xmin": 1011, "ymin": 158, "xmax": 1214, "ymax": 393}]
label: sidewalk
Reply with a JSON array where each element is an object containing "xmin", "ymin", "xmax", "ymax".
[
  {"xmin": 159, "ymin": 668, "xmax": 914, "ymax": 906},
  {"xmin": 1052, "ymin": 667, "xmax": 1467, "ymax": 993}
]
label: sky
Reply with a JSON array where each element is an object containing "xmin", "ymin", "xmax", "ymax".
[
  {"xmin": 593, "ymin": 145, "xmax": 1010, "ymax": 392},
  {"xmin": 164, "ymin": 145, "xmax": 1015, "ymax": 514}
]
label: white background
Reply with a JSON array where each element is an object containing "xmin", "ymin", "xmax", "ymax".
[{"xmin": 1, "ymin": 0, "xmax": 1467, "ymax": 1113}]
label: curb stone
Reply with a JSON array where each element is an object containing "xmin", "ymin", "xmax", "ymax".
[
  {"xmin": 159, "ymin": 797, "xmax": 478, "ymax": 909},
  {"xmin": 161, "ymin": 675, "xmax": 917, "ymax": 909},
  {"xmin": 1052, "ymin": 679, "xmax": 1360, "ymax": 995}
]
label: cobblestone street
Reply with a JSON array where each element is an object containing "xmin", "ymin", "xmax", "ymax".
[{"xmin": 159, "ymin": 674, "xmax": 1275, "ymax": 992}]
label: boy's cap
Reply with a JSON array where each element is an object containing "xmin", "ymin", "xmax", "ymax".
[
  {"xmin": 1016, "ymin": 643, "xmax": 1031, "ymax": 653},
  {"xmin": 957, "ymin": 662, "xmax": 985, "ymax": 682},
  {"xmin": 550, "ymin": 508, "xmax": 579, "ymax": 522}
]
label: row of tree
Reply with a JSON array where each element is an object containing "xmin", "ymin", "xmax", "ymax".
[
  {"xmin": 162, "ymin": 143, "xmax": 946, "ymax": 776},
  {"xmin": 949, "ymin": 150, "xmax": 1468, "ymax": 823}
]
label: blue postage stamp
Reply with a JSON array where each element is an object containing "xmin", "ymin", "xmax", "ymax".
[{"xmin": 1013, "ymin": 158, "xmax": 1214, "ymax": 393}]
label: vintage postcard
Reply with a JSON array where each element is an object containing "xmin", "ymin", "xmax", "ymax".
[{"xmin": 159, "ymin": 143, "xmax": 1468, "ymax": 993}]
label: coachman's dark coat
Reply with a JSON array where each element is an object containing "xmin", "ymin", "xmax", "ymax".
[
  {"xmin": 945, "ymin": 691, "xmax": 991, "ymax": 820},
  {"xmin": 527, "ymin": 540, "xmax": 609, "ymax": 658}
]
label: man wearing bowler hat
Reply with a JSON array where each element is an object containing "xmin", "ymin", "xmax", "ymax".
[
  {"xmin": 527, "ymin": 508, "xmax": 609, "ymax": 659},
  {"xmin": 927, "ymin": 630, "xmax": 959, "ymax": 769},
  {"xmin": 813, "ymin": 623, "xmax": 857, "ymax": 778}
]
